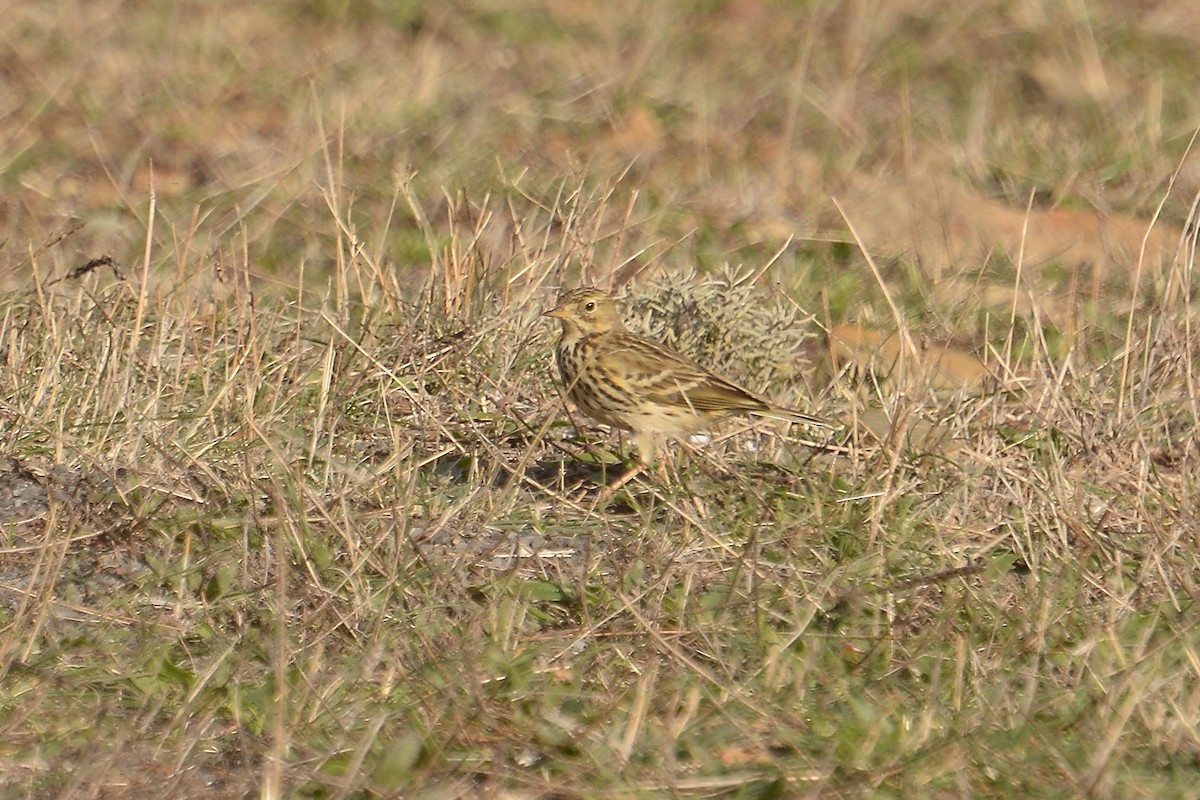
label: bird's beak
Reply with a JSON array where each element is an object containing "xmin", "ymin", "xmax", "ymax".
[{"xmin": 543, "ymin": 307, "xmax": 568, "ymax": 319}]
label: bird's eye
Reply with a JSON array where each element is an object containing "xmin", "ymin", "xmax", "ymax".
[{"xmin": 584, "ymin": 301, "xmax": 596, "ymax": 312}]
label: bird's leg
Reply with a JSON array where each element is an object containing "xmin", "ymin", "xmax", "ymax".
[
  {"xmin": 596, "ymin": 464, "xmax": 642, "ymax": 504},
  {"xmin": 596, "ymin": 432, "xmax": 655, "ymax": 503},
  {"xmin": 649, "ymin": 435, "xmax": 674, "ymax": 485}
]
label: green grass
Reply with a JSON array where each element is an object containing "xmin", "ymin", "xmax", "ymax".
[{"xmin": 2, "ymin": 1, "xmax": 1200, "ymax": 798}]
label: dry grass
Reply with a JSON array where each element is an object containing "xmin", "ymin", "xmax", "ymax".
[{"xmin": 2, "ymin": 1, "xmax": 1200, "ymax": 798}]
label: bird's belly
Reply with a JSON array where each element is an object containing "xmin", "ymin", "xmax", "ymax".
[
  {"xmin": 565, "ymin": 385, "xmax": 707, "ymax": 434},
  {"xmin": 565, "ymin": 386, "xmax": 633, "ymax": 430},
  {"xmin": 616, "ymin": 404, "xmax": 711, "ymax": 436}
]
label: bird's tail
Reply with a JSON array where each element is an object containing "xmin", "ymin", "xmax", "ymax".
[{"xmin": 754, "ymin": 406, "xmax": 840, "ymax": 429}]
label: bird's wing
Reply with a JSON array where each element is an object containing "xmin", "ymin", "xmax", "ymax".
[
  {"xmin": 598, "ymin": 334, "xmax": 769, "ymax": 413},
  {"xmin": 599, "ymin": 332, "xmax": 838, "ymax": 428}
]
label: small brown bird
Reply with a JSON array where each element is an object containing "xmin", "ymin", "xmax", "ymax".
[{"xmin": 545, "ymin": 287, "xmax": 835, "ymax": 466}]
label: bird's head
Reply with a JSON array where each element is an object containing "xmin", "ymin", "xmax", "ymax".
[{"xmin": 544, "ymin": 288, "xmax": 623, "ymax": 337}]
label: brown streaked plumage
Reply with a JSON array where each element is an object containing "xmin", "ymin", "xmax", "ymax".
[{"xmin": 544, "ymin": 287, "xmax": 835, "ymax": 464}]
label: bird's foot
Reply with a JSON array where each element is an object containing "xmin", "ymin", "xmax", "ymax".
[{"xmin": 595, "ymin": 462, "xmax": 646, "ymax": 505}]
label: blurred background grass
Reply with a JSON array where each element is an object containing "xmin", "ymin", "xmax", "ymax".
[{"xmin": 5, "ymin": 0, "xmax": 1194, "ymax": 300}]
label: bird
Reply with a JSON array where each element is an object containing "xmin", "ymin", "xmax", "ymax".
[{"xmin": 544, "ymin": 287, "xmax": 835, "ymax": 468}]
